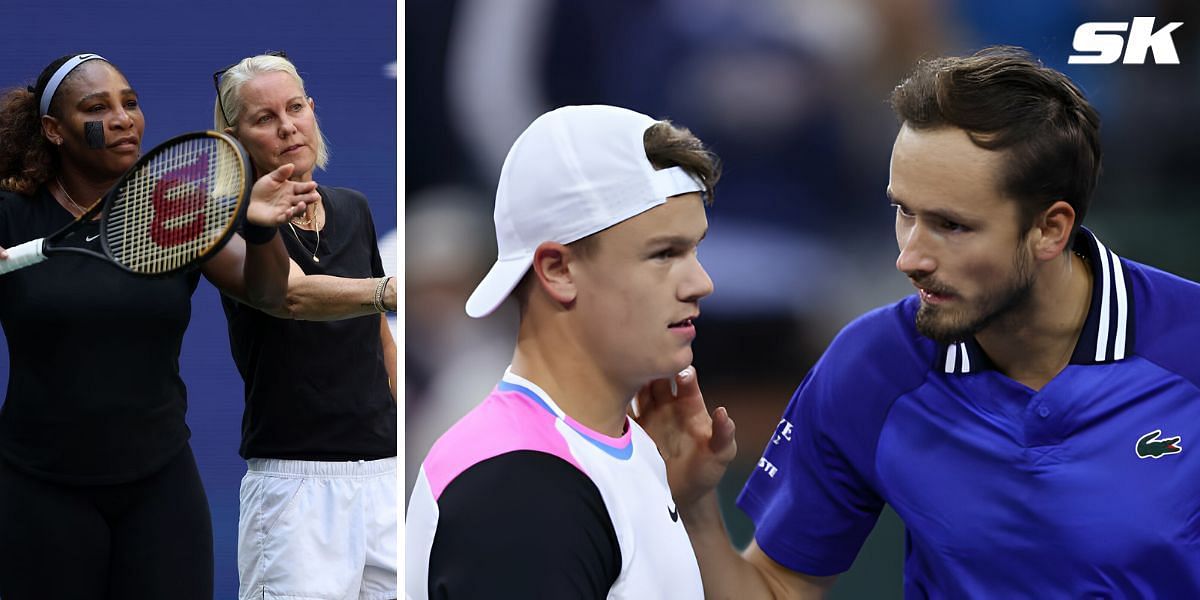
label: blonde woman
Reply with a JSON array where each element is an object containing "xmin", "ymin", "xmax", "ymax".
[{"xmin": 212, "ymin": 52, "xmax": 397, "ymax": 600}]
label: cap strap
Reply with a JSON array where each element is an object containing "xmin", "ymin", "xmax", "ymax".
[{"xmin": 649, "ymin": 165, "xmax": 703, "ymax": 199}]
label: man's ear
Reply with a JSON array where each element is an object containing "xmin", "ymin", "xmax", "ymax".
[
  {"xmin": 531, "ymin": 241, "xmax": 578, "ymax": 306},
  {"xmin": 1030, "ymin": 200, "xmax": 1076, "ymax": 261}
]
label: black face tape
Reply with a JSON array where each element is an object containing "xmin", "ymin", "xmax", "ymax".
[{"xmin": 84, "ymin": 121, "xmax": 104, "ymax": 149}]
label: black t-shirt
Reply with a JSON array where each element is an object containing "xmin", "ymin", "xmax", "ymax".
[
  {"xmin": 0, "ymin": 187, "xmax": 200, "ymax": 484},
  {"xmin": 222, "ymin": 186, "xmax": 395, "ymax": 460}
]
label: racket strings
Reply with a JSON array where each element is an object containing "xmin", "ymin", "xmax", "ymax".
[{"xmin": 105, "ymin": 136, "xmax": 246, "ymax": 274}]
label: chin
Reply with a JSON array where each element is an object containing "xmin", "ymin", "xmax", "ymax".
[
  {"xmin": 639, "ymin": 358, "xmax": 687, "ymax": 385},
  {"xmin": 664, "ymin": 348, "xmax": 693, "ymax": 376},
  {"xmin": 105, "ymin": 161, "xmax": 136, "ymax": 180},
  {"xmin": 915, "ymin": 310, "xmax": 979, "ymax": 344},
  {"xmin": 287, "ymin": 158, "xmax": 316, "ymax": 179}
]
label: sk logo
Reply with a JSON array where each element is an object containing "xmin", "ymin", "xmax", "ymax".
[{"xmin": 1136, "ymin": 429, "xmax": 1182, "ymax": 459}]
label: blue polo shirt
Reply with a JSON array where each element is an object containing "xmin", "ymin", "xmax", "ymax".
[{"xmin": 738, "ymin": 229, "xmax": 1200, "ymax": 597}]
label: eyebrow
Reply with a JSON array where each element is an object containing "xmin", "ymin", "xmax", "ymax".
[
  {"xmin": 248, "ymin": 96, "xmax": 307, "ymax": 115},
  {"xmin": 262, "ymin": 96, "xmax": 307, "ymax": 108},
  {"xmin": 886, "ymin": 190, "xmax": 976, "ymax": 225},
  {"xmin": 645, "ymin": 228, "xmax": 709, "ymax": 247},
  {"xmin": 76, "ymin": 88, "xmax": 137, "ymax": 105}
]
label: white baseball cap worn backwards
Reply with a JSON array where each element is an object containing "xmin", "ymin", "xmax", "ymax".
[{"xmin": 465, "ymin": 105, "xmax": 705, "ymax": 318}]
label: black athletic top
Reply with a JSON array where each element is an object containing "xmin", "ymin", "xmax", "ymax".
[
  {"xmin": 0, "ymin": 187, "xmax": 200, "ymax": 485},
  {"xmin": 222, "ymin": 186, "xmax": 395, "ymax": 461}
]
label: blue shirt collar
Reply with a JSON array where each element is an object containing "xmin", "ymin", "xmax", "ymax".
[{"xmin": 935, "ymin": 227, "xmax": 1135, "ymax": 375}]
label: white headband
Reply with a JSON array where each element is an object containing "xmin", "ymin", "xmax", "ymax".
[{"xmin": 39, "ymin": 54, "xmax": 108, "ymax": 116}]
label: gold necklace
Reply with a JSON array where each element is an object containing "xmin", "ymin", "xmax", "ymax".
[
  {"xmin": 56, "ymin": 178, "xmax": 95, "ymax": 216},
  {"xmin": 291, "ymin": 208, "xmax": 315, "ymax": 227},
  {"xmin": 287, "ymin": 217, "xmax": 321, "ymax": 262}
]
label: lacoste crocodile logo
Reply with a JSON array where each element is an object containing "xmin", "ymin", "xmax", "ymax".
[{"xmin": 1136, "ymin": 430, "xmax": 1182, "ymax": 459}]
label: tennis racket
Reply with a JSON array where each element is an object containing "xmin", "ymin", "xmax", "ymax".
[{"xmin": 0, "ymin": 130, "xmax": 252, "ymax": 277}]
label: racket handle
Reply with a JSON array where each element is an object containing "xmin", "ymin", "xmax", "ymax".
[{"xmin": 0, "ymin": 238, "xmax": 47, "ymax": 275}]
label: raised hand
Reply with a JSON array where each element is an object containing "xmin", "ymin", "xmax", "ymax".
[
  {"xmin": 636, "ymin": 366, "xmax": 737, "ymax": 511},
  {"xmin": 245, "ymin": 163, "xmax": 320, "ymax": 226}
]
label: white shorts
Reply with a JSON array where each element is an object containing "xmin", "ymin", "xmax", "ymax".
[{"xmin": 238, "ymin": 457, "xmax": 398, "ymax": 600}]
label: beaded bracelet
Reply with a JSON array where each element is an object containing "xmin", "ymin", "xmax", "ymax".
[{"xmin": 373, "ymin": 276, "xmax": 394, "ymax": 313}]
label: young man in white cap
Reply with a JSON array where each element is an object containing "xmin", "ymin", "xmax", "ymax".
[{"xmin": 405, "ymin": 104, "xmax": 720, "ymax": 598}]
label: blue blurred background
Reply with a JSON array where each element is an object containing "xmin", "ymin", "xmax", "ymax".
[
  {"xmin": 0, "ymin": 1, "xmax": 395, "ymax": 597},
  {"xmin": 405, "ymin": 0, "xmax": 1200, "ymax": 596}
]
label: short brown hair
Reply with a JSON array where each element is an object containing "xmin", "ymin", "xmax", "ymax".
[
  {"xmin": 890, "ymin": 46, "xmax": 1102, "ymax": 242},
  {"xmin": 644, "ymin": 120, "xmax": 720, "ymax": 204}
]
